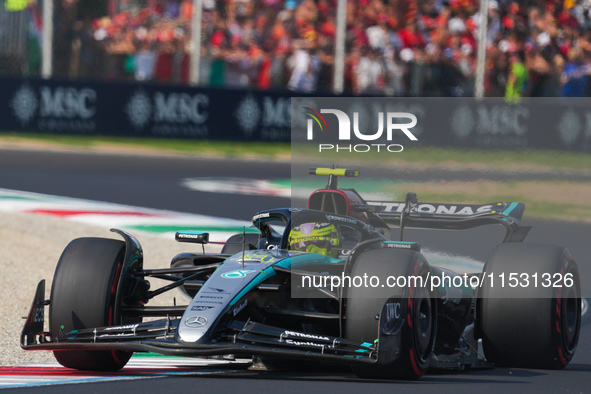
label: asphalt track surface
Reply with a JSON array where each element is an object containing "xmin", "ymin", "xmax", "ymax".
[{"xmin": 1, "ymin": 149, "xmax": 590, "ymax": 392}]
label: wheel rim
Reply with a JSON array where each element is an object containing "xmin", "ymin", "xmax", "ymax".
[
  {"xmin": 560, "ymin": 265, "xmax": 580, "ymax": 352},
  {"xmin": 562, "ymin": 290, "xmax": 580, "ymax": 351},
  {"xmin": 414, "ymin": 292, "xmax": 433, "ymax": 358}
]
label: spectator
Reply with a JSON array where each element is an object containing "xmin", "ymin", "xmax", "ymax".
[
  {"xmin": 154, "ymin": 41, "xmax": 175, "ymax": 83},
  {"xmin": 562, "ymin": 48, "xmax": 590, "ymax": 96},
  {"xmin": 134, "ymin": 40, "xmax": 156, "ymax": 81},
  {"xmin": 53, "ymin": 0, "xmax": 591, "ymax": 97},
  {"xmin": 383, "ymin": 46, "xmax": 405, "ymax": 96},
  {"xmin": 224, "ymin": 39, "xmax": 253, "ymax": 87},
  {"xmin": 356, "ymin": 47, "xmax": 385, "ymax": 94},
  {"xmin": 287, "ymin": 41, "xmax": 316, "ymax": 91},
  {"xmin": 505, "ymin": 51, "xmax": 529, "ymax": 99}
]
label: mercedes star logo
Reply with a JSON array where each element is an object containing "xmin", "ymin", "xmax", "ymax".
[{"xmin": 185, "ymin": 316, "xmax": 208, "ymax": 328}]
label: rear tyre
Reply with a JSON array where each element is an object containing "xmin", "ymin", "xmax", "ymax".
[
  {"xmin": 477, "ymin": 243, "xmax": 581, "ymax": 369},
  {"xmin": 50, "ymin": 237, "xmax": 133, "ymax": 371},
  {"xmin": 346, "ymin": 248, "xmax": 436, "ymax": 380}
]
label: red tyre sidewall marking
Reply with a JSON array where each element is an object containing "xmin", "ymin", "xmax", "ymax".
[
  {"xmin": 407, "ymin": 261, "xmax": 424, "ymax": 377},
  {"xmin": 554, "ymin": 264, "xmax": 568, "ymax": 367},
  {"xmin": 109, "ymin": 260, "xmax": 124, "ymax": 365}
]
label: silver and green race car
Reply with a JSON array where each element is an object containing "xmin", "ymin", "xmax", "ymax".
[{"xmin": 21, "ymin": 168, "xmax": 581, "ymax": 379}]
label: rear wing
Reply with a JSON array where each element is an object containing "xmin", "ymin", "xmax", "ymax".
[
  {"xmin": 307, "ymin": 167, "xmax": 528, "ymax": 242},
  {"xmin": 365, "ymin": 200, "xmax": 528, "ymax": 242}
]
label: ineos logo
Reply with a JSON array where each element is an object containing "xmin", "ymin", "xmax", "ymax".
[{"xmin": 185, "ymin": 316, "xmax": 208, "ymax": 328}]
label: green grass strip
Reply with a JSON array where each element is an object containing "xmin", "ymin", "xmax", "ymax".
[{"xmin": 126, "ymin": 224, "xmax": 259, "ymax": 234}]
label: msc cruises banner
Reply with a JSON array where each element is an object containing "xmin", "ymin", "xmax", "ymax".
[
  {"xmin": 0, "ymin": 76, "xmax": 292, "ymax": 142},
  {"xmin": 2, "ymin": 76, "xmax": 591, "ymax": 151}
]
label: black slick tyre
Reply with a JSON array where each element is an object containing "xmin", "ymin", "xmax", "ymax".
[
  {"xmin": 49, "ymin": 237, "xmax": 132, "ymax": 371},
  {"xmin": 477, "ymin": 243, "xmax": 581, "ymax": 369},
  {"xmin": 346, "ymin": 248, "xmax": 436, "ymax": 380}
]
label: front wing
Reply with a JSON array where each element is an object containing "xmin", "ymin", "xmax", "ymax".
[{"xmin": 21, "ymin": 280, "xmax": 399, "ymax": 366}]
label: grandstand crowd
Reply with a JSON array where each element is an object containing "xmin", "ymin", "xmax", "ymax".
[{"xmin": 58, "ymin": 0, "xmax": 591, "ymax": 97}]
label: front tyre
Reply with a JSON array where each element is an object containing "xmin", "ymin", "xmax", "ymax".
[
  {"xmin": 50, "ymin": 238, "xmax": 133, "ymax": 371},
  {"xmin": 346, "ymin": 248, "xmax": 436, "ymax": 380}
]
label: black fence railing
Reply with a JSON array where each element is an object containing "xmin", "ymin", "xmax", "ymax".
[{"xmin": 0, "ymin": 5, "xmax": 29, "ymax": 75}]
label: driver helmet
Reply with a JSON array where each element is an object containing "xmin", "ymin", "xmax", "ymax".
[{"xmin": 288, "ymin": 222, "xmax": 340, "ymax": 257}]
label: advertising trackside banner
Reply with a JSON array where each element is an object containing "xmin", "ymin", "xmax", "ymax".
[
  {"xmin": 291, "ymin": 97, "xmax": 591, "ymax": 152},
  {"xmin": 3, "ymin": 76, "xmax": 591, "ymax": 150},
  {"xmin": 0, "ymin": 76, "xmax": 293, "ymax": 142}
]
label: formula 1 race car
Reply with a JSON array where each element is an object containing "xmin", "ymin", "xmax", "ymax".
[{"xmin": 21, "ymin": 167, "xmax": 582, "ymax": 380}]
